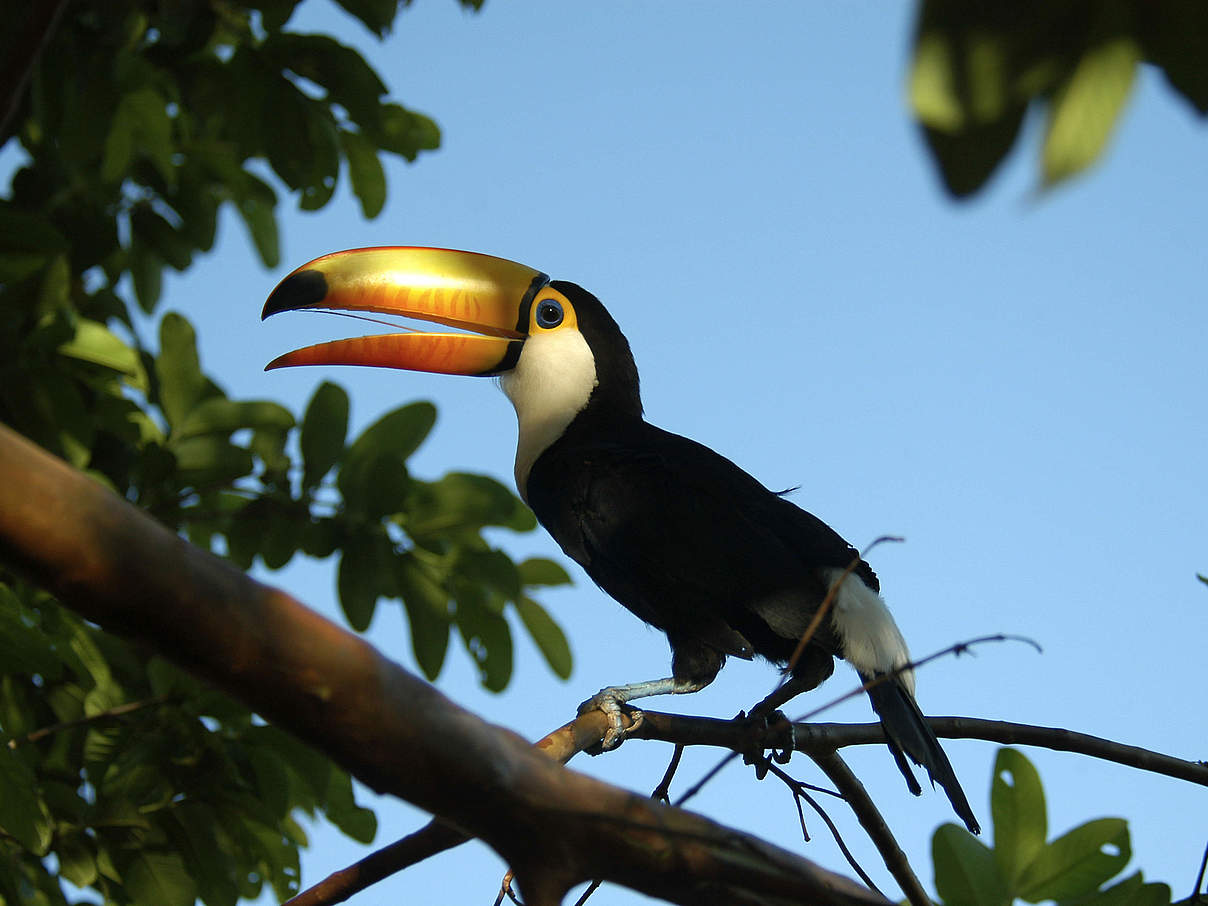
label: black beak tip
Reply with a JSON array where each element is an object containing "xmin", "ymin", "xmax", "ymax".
[{"xmin": 261, "ymin": 269, "xmax": 330, "ymax": 320}]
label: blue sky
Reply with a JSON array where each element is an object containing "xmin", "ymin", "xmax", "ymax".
[{"xmin": 159, "ymin": 2, "xmax": 1205, "ymax": 902}]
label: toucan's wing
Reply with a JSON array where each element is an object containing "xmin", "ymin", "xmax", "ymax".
[{"xmin": 527, "ymin": 420, "xmax": 852, "ymax": 661}]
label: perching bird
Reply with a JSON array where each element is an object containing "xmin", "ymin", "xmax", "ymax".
[{"xmin": 262, "ymin": 246, "xmax": 979, "ymax": 834}]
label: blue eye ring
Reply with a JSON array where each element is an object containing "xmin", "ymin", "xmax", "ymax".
[{"xmin": 535, "ymin": 298, "xmax": 564, "ymax": 329}]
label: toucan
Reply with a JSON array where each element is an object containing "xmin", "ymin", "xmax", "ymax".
[{"xmin": 262, "ymin": 246, "xmax": 979, "ymax": 834}]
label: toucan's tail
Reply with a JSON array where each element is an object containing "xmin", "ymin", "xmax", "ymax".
[{"xmin": 865, "ymin": 674, "xmax": 980, "ymax": 834}]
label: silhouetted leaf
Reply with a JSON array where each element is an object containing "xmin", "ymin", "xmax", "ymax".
[
  {"xmin": 516, "ymin": 597, "xmax": 571, "ymax": 679},
  {"xmin": 0, "ymin": 745, "xmax": 53, "ymax": 853},
  {"xmin": 338, "ymin": 534, "xmax": 394, "ymax": 630},
  {"xmin": 340, "ymin": 129, "xmax": 386, "ymax": 218},
  {"xmin": 396, "ymin": 553, "xmax": 451, "ymax": 680},
  {"xmin": 124, "ymin": 850, "xmax": 196, "ymax": 906},
  {"xmin": 301, "ymin": 381, "xmax": 349, "ymax": 489},
  {"xmin": 456, "ymin": 598, "xmax": 513, "ymax": 692},
  {"xmin": 102, "ymin": 87, "xmax": 175, "ymax": 187}
]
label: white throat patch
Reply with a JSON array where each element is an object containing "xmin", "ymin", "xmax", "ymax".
[{"xmin": 501, "ymin": 328, "xmax": 597, "ymax": 498}]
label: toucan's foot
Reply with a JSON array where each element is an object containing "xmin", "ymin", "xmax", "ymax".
[
  {"xmin": 736, "ymin": 708, "xmax": 796, "ymax": 778},
  {"xmin": 578, "ymin": 690, "xmax": 643, "ymax": 751}
]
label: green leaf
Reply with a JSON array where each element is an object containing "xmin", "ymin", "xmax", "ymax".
[
  {"xmin": 933, "ymin": 822, "xmax": 1010, "ymax": 906},
  {"xmin": 368, "ymin": 103, "xmax": 441, "ymax": 161},
  {"xmin": 156, "ymin": 312, "xmax": 205, "ymax": 429},
  {"xmin": 1042, "ymin": 36, "xmax": 1139, "ymax": 187},
  {"xmin": 0, "ymin": 745, "xmax": 53, "ymax": 853},
  {"xmin": 131, "ymin": 204, "xmax": 193, "ymax": 271},
  {"xmin": 991, "ymin": 748, "xmax": 1047, "ymax": 889},
  {"xmin": 396, "ymin": 553, "xmax": 451, "ymax": 680},
  {"xmin": 516, "ymin": 596, "xmax": 572, "ymax": 679},
  {"xmin": 340, "ymin": 129, "xmax": 387, "ymax": 219},
  {"xmin": 235, "ymin": 173, "xmax": 280, "ymax": 268},
  {"xmin": 333, "ymin": 0, "xmax": 404, "ymax": 37},
  {"xmin": 1143, "ymin": 0, "xmax": 1208, "ymax": 115},
  {"xmin": 1018, "ymin": 817, "xmax": 1130, "ymax": 903},
  {"xmin": 301, "ymin": 381, "xmax": 349, "ymax": 489},
  {"xmin": 171, "ymin": 435, "xmax": 255, "ymax": 483},
  {"xmin": 456, "ymin": 597, "xmax": 513, "ymax": 692},
  {"xmin": 337, "ymin": 535, "xmax": 393, "ymax": 630},
  {"xmin": 56, "ymin": 833, "xmax": 99, "ymax": 888},
  {"xmin": 102, "ymin": 87, "xmax": 175, "ymax": 187},
  {"xmin": 1077, "ymin": 872, "xmax": 1172, "ymax": 906},
  {"xmin": 346, "ymin": 401, "xmax": 436, "ymax": 466},
  {"xmin": 321, "ymin": 767, "xmax": 377, "ymax": 844},
  {"xmin": 178, "ymin": 398, "xmax": 295, "ymax": 439},
  {"xmin": 263, "ymin": 33, "xmax": 387, "ymax": 128},
  {"xmin": 0, "ymin": 585, "xmax": 65, "ymax": 679},
  {"xmin": 58, "ymin": 318, "xmax": 147, "ymax": 387},
  {"xmin": 407, "ymin": 472, "xmax": 536, "ymax": 538},
  {"xmin": 130, "ymin": 242, "xmax": 164, "ymax": 313},
  {"xmin": 124, "ymin": 850, "xmax": 197, "ymax": 906},
  {"xmin": 519, "ymin": 557, "xmax": 573, "ymax": 587}
]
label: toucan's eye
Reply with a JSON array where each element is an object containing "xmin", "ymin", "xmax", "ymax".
[{"xmin": 535, "ymin": 298, "xmax": 564, "ymax": 329}]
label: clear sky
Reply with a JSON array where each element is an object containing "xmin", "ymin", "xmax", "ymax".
[{"xmin": 160, "ymin": 2, "xmax": 1205, "ymax": 903}]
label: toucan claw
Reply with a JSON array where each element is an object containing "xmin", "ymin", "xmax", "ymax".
[
  {"xmin": 578, "ymin": 692, "xmax": 643, "ymax": 752},
  {"xmin": 737, "ymin": 708, "xmax": 796, "ymax": 778}
]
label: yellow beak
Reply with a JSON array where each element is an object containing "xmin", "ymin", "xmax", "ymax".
[{"xmin": 262, "ymin": 247, "xmax": 549, "ymax": 375}]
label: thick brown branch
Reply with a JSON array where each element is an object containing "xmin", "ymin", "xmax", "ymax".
[{"xmin": 0, "ymin": 424, "xmax": 887, "ymax": 906}]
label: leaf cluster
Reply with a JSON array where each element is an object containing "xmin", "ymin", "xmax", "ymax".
[
  {"xmin": 0, "ymin": 2, "xmax": 576, "ymax": 904},
  {"xmin": 0, "ymin": 582, "xmax": 377, "ymax": 906},
  {"xmin": 933, "ymin": 748, "xmax": 1172, "ymax": 906},
  {"xmin": 909, "ymin": 0, "xmax": 1208, "ymax": 194}
]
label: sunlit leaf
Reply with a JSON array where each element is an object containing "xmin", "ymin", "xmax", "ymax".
[
  {"xmin": 933, "ymin": 822, "xmax": 1009, "ymax": 906},
  {"xmin": 991, "ymin": 748, "xmax": 1047, "ymax": 888},
  {"xmin": 518, "ymin": 557, "xmax": 573, "ymax": 587},
  {"xmin": 178, "ymin": 398, "xmax": 295, "ymax": 439},
  {"xmin": 1018, "ymin": 817, "xmax": 1130, "ymax": 903},
  {"xmin": 1042, "ymin": 36, "xmax": 1139, "ymax": 187},
  {"xmin": 156, "ymin": 312, "xmax": 205, "ymax": 429}
]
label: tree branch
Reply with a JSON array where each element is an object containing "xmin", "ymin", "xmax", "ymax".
[{"xmin": 0, "ymin": 423, "xmax": 887, "ymax": 906}]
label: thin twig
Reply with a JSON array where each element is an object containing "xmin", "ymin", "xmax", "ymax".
[
  {"xmin": 767, "ymin": 763, "xmax": 884, "ymax": 895},
  {"xmin": 652, "ymin": 744, "xmax": 685, "ymax": 803},
  {"xmin": 785, "ymin": 536, "xmax": 903, "ymax": 677},
  {"xmin": 1192, "ymin": 838, "xmax": 1208, "ymax": 903},
  {"xmin": 811, "ymin": 751, "xmax": 931, "ymax": 906},
  {"xmin": 7, "ymin": 694, "xmax": 173, "ymax": 748}
]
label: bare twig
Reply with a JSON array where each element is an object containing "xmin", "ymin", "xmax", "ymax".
[
  {"xmin": 783, "ymin": 537, "xmax": 903, "ymax": 679},
  {"xmin": 766, "ymin": 763, "xmax": 885, "ymax": 895},
  {"xmin": 653, "ymin": 744, "xmax": 685, "ymax": 803},
  {"xmin": 7, "ymin": 694, "xmax": 173, "ymax": 749},
  {"xmin": 1192, "ymin": 838, "xmax": 1208, "ymax": 903},
  {"xmin": 810, "ymin": 751, "xmax": 930, "ymax": 906}
]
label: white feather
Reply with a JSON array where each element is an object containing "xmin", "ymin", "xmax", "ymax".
[
  {"xmin": 823, "ymin": 568, "xmax": 915, "ymax": 694},
  {"xmin": 501, "ymin": 328, "xmax": 597, "ymax": 499}
]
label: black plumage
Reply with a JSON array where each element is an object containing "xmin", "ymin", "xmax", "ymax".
[{"xmin": 524, "ymin": 282, "xmax": 979, "ymax": 834}]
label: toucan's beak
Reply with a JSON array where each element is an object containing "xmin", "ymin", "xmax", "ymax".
[{"xmin": 262, "ymin": 247, "xmax": 549, "ymax": 375}]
